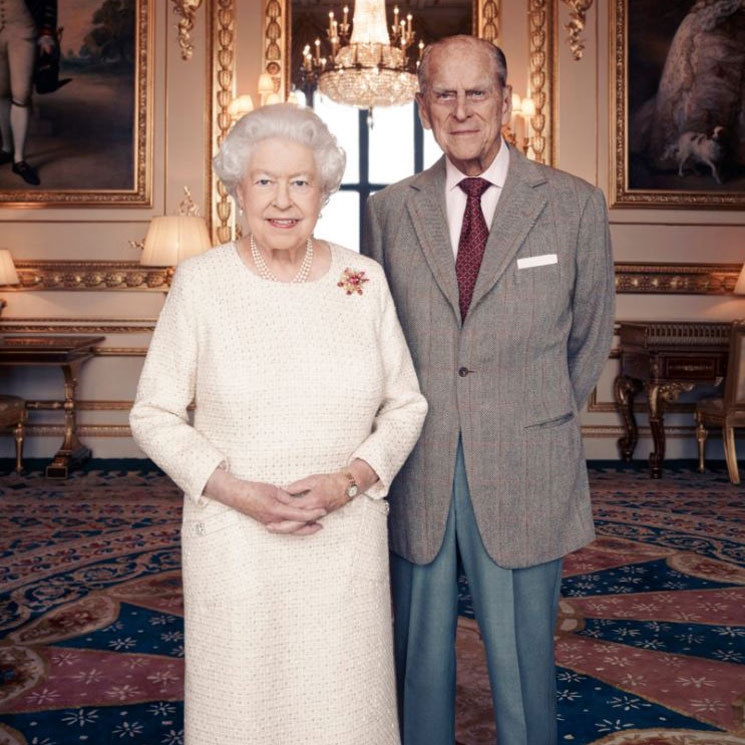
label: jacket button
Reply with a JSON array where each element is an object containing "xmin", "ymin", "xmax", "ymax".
[{"xmin": 458, "ymin": 367, "xmax": 469, "ymax": 377}]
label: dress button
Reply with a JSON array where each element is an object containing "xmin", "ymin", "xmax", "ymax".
[{"xmin": 458, "ymin": 367, "xmax": 469, "ymax": 377}]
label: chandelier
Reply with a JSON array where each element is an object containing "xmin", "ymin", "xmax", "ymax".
[{"xmin": 301, "ymin": 0, "xmax": 422, "ymax": 110}]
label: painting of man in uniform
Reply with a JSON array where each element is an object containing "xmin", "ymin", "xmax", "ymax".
[
  {"xmin": 0, "ymin": 0, "xmax": 136, "ymax": 192},
  {"xmin": 627, "ymin": 0, "xmax": 745, "ymax": 193}
]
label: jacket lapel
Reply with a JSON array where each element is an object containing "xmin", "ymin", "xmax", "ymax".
[
  {"xmin": 405, "ymin": 158, "xmax": 461, "ymax": 321},
  {"xmin": 469, "ymin": 147, "xmax": 548, "ymax": 316}
]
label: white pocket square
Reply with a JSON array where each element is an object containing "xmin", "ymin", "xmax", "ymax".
[{"xmin": 517, "ymin": 254, "xmax": 558, "ymax": 269}]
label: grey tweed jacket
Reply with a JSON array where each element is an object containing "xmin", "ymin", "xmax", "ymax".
[{"xmin": 362, "ymin": 146, "xmax": 615, "ymax": 568}]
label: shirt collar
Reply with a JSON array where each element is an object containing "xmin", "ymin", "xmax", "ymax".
[{"xmin": 445, "ymin": 136, "xmax": 510, "ymax": 192}]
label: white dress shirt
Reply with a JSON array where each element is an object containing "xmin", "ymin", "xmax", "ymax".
[{"xmin": 445, "ymin": 137, "xmax": 510, "ymax": 258}]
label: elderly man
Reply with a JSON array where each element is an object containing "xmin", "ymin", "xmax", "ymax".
[{"xmin": 362, "ymin": 35, "xmax": 614, "ymax": 745}]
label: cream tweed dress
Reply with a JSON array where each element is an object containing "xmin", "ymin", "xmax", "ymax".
[{"xmin": 130, "ymin": 241, "xmax": 427, "ymax": 745}]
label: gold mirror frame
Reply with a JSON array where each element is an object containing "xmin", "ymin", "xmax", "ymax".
[
  {"xmin": 262, "ymin": 0, "xmax": 556, "ymax": 166},
  {"xmin": 206, "ymin": 0, "xmax": 557, "ymax": 244}
]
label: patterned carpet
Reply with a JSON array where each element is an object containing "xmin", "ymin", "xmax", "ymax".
[{"xmin": 0, "ymin": 461, "xmax": 744, "ymax": 745}]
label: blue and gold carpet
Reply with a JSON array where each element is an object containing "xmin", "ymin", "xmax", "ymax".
[{"xmin": 0, "ymin": 461, "xmax": 744, "ymax": 745}]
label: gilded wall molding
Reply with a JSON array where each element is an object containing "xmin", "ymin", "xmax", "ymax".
[
  {"xmin": 581, "ymin": 425, "xmax": 696, "ymax": 439},
  {"xmin": 18, "ymin": 424, "xmax": 700, "ymax": 441},
  {"xmin": 24, "ymin": 425, "xmax": 132, "ymax": 438},
  {"xmin": 561, "ymin": 0, "xmax": 592, "ymax": 60},
  {"xmin": 0, "ymin": 320, "xmax": 155, "ymax": 334},
  {"xmin": 0, "ymin": 262, "xmax": 171, "ymax": 292},
  {"xmin": 614, "ymin": 263, "xmax": 741, "ymax": 295},
  {"xmin": 477, "ymin": 0, "xmax": 500, "ymax": 43},
  {"xmin": 27, "ymin": 400, "xmax": 135, "ymax": 412},
  {"xmin": 265, "ymin": 0, "xmax": 286, "ymax": 98},
  {"xmin": 208, "ymin": 0, "xmax": 237, "ymax": 245},
  {"xmin": 527, "ymin": 0, "xmax": 557, "ymax": 166},
  {"xmin": 171, "ymin": 0, "xmax": 204, "ymax": 60},
  {"xmin": 2, "ymin": 263, "xmax": 739, "ymax": 296}
]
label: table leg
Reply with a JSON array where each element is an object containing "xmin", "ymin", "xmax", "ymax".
[
  {"xmin": 644, "ymin": 382, "xmax": 695, "ymax": 480},
  {"xmin": 614, "ymin": 374, "xmax": 642, "ymax": 461},
  {"xmin": 646, "ymin": 383, "xmax": 665, "ymax": 479},
  {"xmin": 46, "ymin": 361, "xmax": 91, "ymax": 479}
]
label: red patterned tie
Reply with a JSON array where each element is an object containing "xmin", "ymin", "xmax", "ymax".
[{"xmin": 455, "ymin": 177, "xmax": 491, "ymax": 321}]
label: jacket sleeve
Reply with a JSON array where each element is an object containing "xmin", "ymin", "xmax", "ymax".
[
  {"xmin": 567, "ymin": 186, "xmax": 616, "ymax": 409},
  {"xmin": 361, "ymin": 194, "xmax": 384, "ymax": 265},
  {"xmin": 350, "ymin": 271, "xmax": 428, "ymax": 498},
  {"xmin": 129, "ymin": 267, "xmax": 226, "ymax": 504}
]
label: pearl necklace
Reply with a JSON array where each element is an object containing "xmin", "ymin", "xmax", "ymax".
[{"xmin": 249, "ymin": 234, "xmax": 314, "ymax": 284}]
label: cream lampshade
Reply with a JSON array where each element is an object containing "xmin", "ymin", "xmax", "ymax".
[
  {"xmin": 0, "ymin": 249, "xmax": 20, "ymax": 314},
  {"xmin": 228, "ymin": 94, "xmax": 254, "ymax": 122},
  {"xmin": 140, "ymin": 216, "xmax": 212, "ymax": 267}
]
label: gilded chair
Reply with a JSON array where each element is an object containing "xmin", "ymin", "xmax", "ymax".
[
  {"xmin": 0, "ymin": 395, "xmax": 27, "ymax": 473},
  {"xmin": 696, "ymin": 320, "xmax": 745, "ymax": 484}
]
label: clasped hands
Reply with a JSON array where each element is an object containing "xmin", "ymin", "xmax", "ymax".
[{"xmin": 205, "ymin": 460, "xmax": 377, "ymax": 536}]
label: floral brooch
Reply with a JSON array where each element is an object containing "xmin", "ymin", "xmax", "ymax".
[{"xmin": 338, "ymin": 267, "xmax": 370, "ymax": 295}]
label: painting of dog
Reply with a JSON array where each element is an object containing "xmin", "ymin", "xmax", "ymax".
[{"xmin": 613, "ymin": 0, "xmax": 745, "ymax": 208}]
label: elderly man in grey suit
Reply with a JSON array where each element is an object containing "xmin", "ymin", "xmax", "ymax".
[{"xmin": 362, "ymin": 35, "xmax": 614, "ymax": 745}]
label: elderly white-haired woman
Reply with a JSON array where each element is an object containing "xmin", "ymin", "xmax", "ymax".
[{"xmin": 130, "ymin": 102, "xmax": 427, "ymax": 745}]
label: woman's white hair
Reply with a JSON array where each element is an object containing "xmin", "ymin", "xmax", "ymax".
[{"xmin": 213, "ymin": 103, "xmax": 346, "ymax": 204}]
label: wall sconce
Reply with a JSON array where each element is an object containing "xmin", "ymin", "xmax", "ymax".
[
  {"xmin": 228, "ymin": 94, "xmax": 255, "ymax": 123},
  {"xmin": 509, "ymin": 93, "xmax": 536, "ymax": 156},
  {"xmin": 258, "ymin": 73, "xmax": 278, "ymax": 106},
  {"xmin": 0, "ymin": 249, "xmax": 20, "ymax": 315}
]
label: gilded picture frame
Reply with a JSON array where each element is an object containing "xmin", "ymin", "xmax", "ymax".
[
  {"xmin": 0, "ymin": 0, "xmax": 153, "ymax": 208},
  {"xmin": 611, "ymin": 0, "xmax": 745, "ymax": 209}
]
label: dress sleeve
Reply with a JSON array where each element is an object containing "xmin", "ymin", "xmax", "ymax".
[
  {"xmin": 350, "ymin": 273, "xmax": 428, "ymax": 498},
  {"xmin": 129, "ymin": 266, "xmax": 226, "ymax": 504}
]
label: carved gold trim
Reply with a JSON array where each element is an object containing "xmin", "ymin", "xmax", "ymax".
[
  {"xmin": 527, "ymin": 0, "xmax": 557, "ymax": 166},
  {"xmin": 0, "ymin": 321, "xmax": 155, "ymax": 334},
  {"xmin": 477, "ymin": 0, "xmax": 500, "ymax": 43},
  {"xmin": 208, "ymin": 0, "xmax": 237, "ymax": 245},
  {"xmin": 0, "ymin": 0, "xmax": 152, "ymax": 207},
  {"xmin": 265, "ymin": 0, "xmax": 286, "ymax": 99},
  {"xmin": 27, "ymin": 400, "xmax": 135, "ymax": 412},
  {"xmin": 611, "ymin": 0, "xmax": 745, "ymax": 209},
  {"xmin": 16, "ymin": 424, "xmax": 702, "ymax": 441},
  {"xmin": 172, "ymin": 0, "xmax": 204, "ymax": 60},
  {"xmin": 2, "ymin": 262, "xmax": 738, "ymax": 295},
  {"xmin": 561, "ymin": 0, "xmax": 593, "ymax": 61},
  {"xmin": 24, "ymin": 425, "xmax": 133, "ymax": 438},
  {"xmin": 94, "ymin": 348, "xmax": 148, "ymax": 357},
  {"xmin": 581, "ymin": 425, "xmax": 696, "ymax": 438},
  {"xmin": 614, "ymin": 263, "xmax": 741, "ymax": 294},
  {"xmin": 0, "ymin": 261, "xmax": 170, "ymax": 291}
]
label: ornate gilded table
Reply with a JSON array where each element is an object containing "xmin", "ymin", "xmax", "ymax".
[
  {"xmin": 614, "ymin": 321, "xmax": 730, "ymax": 478},
  {"xmin": 0, "ymin": 335, "xmax": 104, "ymax": 478}
]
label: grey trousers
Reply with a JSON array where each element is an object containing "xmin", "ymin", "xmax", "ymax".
[{"xmin": 391, "ymin": 440, "xmax": 562, "ymax": 745}]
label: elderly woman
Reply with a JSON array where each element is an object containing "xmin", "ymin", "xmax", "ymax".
[{"xmin": 129, "ymin": 102, "xmax": 427, "ymax": 745}]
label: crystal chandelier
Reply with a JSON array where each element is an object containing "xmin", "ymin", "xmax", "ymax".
[{"xmin": 301, "ymin": 0, "xmax": 422, "ymax": 110}]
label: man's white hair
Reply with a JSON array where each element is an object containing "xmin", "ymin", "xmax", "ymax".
[{"xmin": 213, "ymin": 103, "xmax": 346, "ymax": 204}]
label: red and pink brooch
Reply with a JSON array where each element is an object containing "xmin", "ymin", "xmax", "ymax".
[{"xmin": 337, "ymin": 267, "xmax": 370, "ymax": 295}]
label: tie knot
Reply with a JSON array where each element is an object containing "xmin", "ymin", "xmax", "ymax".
[{"xmin": 458, "ymin": 177, "xmax": 491, "ymax": 199}]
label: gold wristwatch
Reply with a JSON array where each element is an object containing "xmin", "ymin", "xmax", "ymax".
[{"xmin": 341, "ymin": 469, "xmax": 359, "ymax": 499}]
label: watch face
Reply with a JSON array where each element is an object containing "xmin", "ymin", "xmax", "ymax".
[{"xmin": 348, "ymin": 484, "xmax": 359, "ymax": 498}]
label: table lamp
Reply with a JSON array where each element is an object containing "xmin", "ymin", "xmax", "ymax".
[
  {"xmin": 140, "ymin": 215, "xmax": 212, "ymax": 276},
  {"xmin": 0, "ymin": 249, "xmax": 20, "ymax": 315}
]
